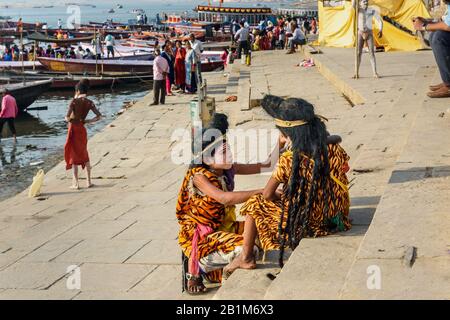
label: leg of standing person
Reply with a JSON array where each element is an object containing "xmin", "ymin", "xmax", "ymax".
[
  {"xmin": 85, "ymin": 162, "xmax": 93, "ymax": 188},
  {"xmin": 367, "ymin": 33, "xmax": 379, "ymax": 78},
  {"xmin": 244, "ymin": 40, "xmax": 249, "ymax": 56},
  {"xmin": 7, "ymin": 118, "xmax": 17, "ymax": 142},
  {"xmin": 0, "ymin": 118, "xmax": 5, "ymax": 141},
  {"xmin": 166, "ymin": 76, "xmax": 172, "ymax": 96},
  {"xmin": 152, "ymin": 80, "xmax": 160, "ymax": 105},
  {"xmin": 237, "ymin": 41, "xmax": 243, "ymax": 59},
  {"xmin": 160, "ymin": 79, "xmax": 166, "ymax": 104},
  {"xmin": 71, "ymin": 165, "xmax": 79, "ymax": 189},
  {"xmin": 354, "ymin": 33, "xmax": 364, "ymax": 79},
  {"xmin": 191, "ymin": 72, "xmax": 197, "ymax": 93}
]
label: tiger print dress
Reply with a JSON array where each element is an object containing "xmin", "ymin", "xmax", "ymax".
[
  {"xmin": 240, "ymin": 143, "xmax": 351, "ymax": 251},
  {"xmin": 176, "ymin": 167, "xmax": 244, "ymax": 277}
]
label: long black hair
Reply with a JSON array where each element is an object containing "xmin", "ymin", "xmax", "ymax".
[{"xmin": 262, "ymin": 95, "xmax": 334, "ymax": 267}]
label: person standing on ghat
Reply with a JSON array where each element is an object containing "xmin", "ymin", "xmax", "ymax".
[
  {"xmin": 413, "ymin": 0, "xmax": 450, "ymax": 98},
  {"xmin": 0, "ymin": 89, "xmax": 18, "ymax": 143},
  {"xmin": 150, "ymin": 48, "xmax": 169, "ymax": 105},
  {"xmin": 64, "ymin": 81, "xmax": 102, "ymax": 189}
]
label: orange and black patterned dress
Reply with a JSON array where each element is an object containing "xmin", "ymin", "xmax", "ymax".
[
  {"xmin": 176, "ymin": 166, "xmax": 244, "ymax": 279},
  {"xmin": 240, "ymin": 143, "xmax": 351, "ymax": 251}
]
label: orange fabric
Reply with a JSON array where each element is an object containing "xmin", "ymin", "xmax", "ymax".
[{"xmin": 64, "ymin": 122, "xmax": 89, "ymax": 170}]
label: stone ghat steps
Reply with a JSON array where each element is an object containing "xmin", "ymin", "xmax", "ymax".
[
  {"xmin": 263, "ymin": 66, "xmax": 437, "ymax": 299},
  {"xmin": 339, "ymin": 88, "xmax": 450, "ymax": 299},
  {"xmin": 212, "ymin": 50, "xmax": 366, "ymax": 300},
  {"xmin": 213, "ymin": 49, "xmax": 446, "ymax": 300}
]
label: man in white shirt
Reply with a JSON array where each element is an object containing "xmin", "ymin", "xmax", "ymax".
[
  {"xmin": 189, "ymin": 33, "xmax": 203, "ymax": 60},
  {"xmin": 286, "ymin": 22, "xmax": 306, "ymax": 54},
  {"xmin": 75, "ymin": 46, "xmax": 85, "ymax": 59},
  {"xmin": 234, "ymin": 21, "xmax": 250, "ymax": 59},
  {"xmin": 105, "ymin": 34, "xmax": 115, "ymax": 58},
  {"xmin": 151, "ymin": 48, "xmax": 170, "ymax": 106}
]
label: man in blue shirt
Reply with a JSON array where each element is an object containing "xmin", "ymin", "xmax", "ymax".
[{"xmin": 413, "ymin": 1, "xmax": 450, "ymax": 98}]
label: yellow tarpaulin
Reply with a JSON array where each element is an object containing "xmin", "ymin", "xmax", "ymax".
[
  {"xmin": 318, "ymin": 1, "xmax": 356, "ymax": 48},
  {"xmin": 317, "ymin": 0, "xmax": 431, "ymax": 51}
]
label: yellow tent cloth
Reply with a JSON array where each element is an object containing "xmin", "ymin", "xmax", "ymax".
[{"xmin": 318, "ymin": 0, "xmax": 431, "ymax": 51}]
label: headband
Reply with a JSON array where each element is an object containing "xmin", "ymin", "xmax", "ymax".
[{"xmin": 274, "ymin": 115, "xmax": 328, "ymax": 128}]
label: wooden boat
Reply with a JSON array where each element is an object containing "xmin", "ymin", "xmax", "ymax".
[
  {"xmin": 0, "ymin": 36, "xmax": 15, "ymax": 44},
  {"xmin": 27, "ymin": 32, "xmax": 94, "ymax": 45},
  {"xmin": 38, "ymin": 57, "xmax": 153, "ymax": 74},
  {"xmin": 0, "ymin": 29, "xmax": 24, "ymax": 37},
  {"xmin": 37, "ymin": 56, "xmax": 224, "ymax": 74},
  {"xmin": 0, "ymin": 80, "xmax": 53, "ymax": 111},
  {"xmin": 0, "ymin": 71, "xmax": 152, "ymax": 90},
  {"xmin": 0, "ymin": 61, "xmax": 44, "ymax": 71}
]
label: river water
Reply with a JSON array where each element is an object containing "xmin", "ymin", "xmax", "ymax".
[{"xmin": 0, "ymin": 84, "xmax": 149, "ymax": 201}]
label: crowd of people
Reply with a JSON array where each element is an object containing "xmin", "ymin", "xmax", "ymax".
[
  {"xmin": 150, "ymin": 33, "xmax": 205, "ymax": 105},
  {"xmin": 0, "ymin": 32, "xmax": 119, "ymax": 62},
  {"xmin": 231, "ymin": 16, "xmax": 316, "ymax": 55}
]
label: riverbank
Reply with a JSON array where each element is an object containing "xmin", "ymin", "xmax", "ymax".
[
  {"xmin": 0, "ymin": 85, "xmax": 149, "ymax": 202},
  {"xmin": 0, "ymin": 48, "xmax": 448, "ymax": 299}
]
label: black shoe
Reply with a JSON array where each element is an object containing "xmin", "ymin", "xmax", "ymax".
[{"xmin": 149, "ymin": 102, "xmax": 158, "ymax": 106}]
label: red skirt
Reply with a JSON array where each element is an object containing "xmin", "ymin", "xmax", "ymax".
[
  {"xmin": 174, "ymin": 58, "xmax": 186, "ymax": 86},
  {"xmin": 64, "ymin": 122, "xmax": 89, "ymax": 170}
]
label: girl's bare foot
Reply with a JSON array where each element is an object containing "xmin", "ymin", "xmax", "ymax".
[
  {"xmin": 187, "ymin": 278, "xmax": 207, "ymax": 295},
  {"xmin": 69, "ymin": 185, "xmax": 79, "ymax": 190},
  {"xmin": 86, "ymin": 182, "xmax": 94, "ymax": 188},
  {"xmin": 223, "ymin": 254, "xmax": 256, "ymax": 280}
]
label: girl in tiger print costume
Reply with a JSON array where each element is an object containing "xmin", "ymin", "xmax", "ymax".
[
  {"xmin": 223, "ymin": 95, "xmax": 352, "ymax": 276},
  {"xmin": 240, "ymin": 143, "xmax": 351, "ymax": 251},
  {"xmin": 177, "ymin": 113, "xmax": 262, "ymax": 294}
]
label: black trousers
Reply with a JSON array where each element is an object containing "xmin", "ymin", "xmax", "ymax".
[
  {"xmin": 0, "ymin": 117, "xmax": 16, "ymax": 136},
  {"xmin": 153, "ymin": 79, "xmax": 166, "ymax": 105},
  {"xmin": 237, "ymin": 40, "xmax": 249, "ymax": 59}
]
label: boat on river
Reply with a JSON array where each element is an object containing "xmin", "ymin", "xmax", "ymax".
[
  {"xmin": 38, "ymin": 53, "xmax": 224, "ymax": 74},
  {"xmin": 0, "ymin": 70, "xmax": 152, "ymax": 90},
  {"xmin": 0, "ymin": 80, "xmax": 53, "ymax": 111},
  {"xmin": 27, "ymin": 32, "xmax": 94, "ymax": 45}
]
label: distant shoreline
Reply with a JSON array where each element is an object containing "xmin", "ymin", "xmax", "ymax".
[{"xmin": 0, "ymin": 3, "xmax": 96, "ymax": 9}]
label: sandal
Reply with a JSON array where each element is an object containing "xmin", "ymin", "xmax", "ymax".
[{"xmin": 186, "ymin": 273, "xmax": 207, "ymax": 295}]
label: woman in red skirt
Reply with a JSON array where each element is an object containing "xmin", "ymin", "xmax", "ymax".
[
  {"xmin": 64, "ymin": 81, "xmax": 102, "ymax": 189},
  {"xmin": 174, "ymin": 40, "xmax": 186, "ymax": 92}
]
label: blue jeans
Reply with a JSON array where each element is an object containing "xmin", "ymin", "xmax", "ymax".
[
  {"xmin": 430, "ymin": 30, "xmax": 450, "ymax": 85},
  {"xmin": 289, "ymin": 38, "xmax": 306, "ymax": 50}
]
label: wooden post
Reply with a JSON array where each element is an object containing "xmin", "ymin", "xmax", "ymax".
[
  {"xmin": 33, "ymin": 40, "xmax": 37, "ymax": 71},
  {"xmin": 94, "ymin": 28, "xmax": 98, "ymax": 76},
  {"xmin": 354, "ymin": 0, "xmax": 359, "ymax": 79},
  {"xmin": 19, "ymin": 20, "xmax": 24, "ymax": 74}
]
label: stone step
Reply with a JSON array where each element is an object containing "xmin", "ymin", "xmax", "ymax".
[
  {"xmin": 264, "ymin": 229, "xmax": 364, "ymax": 299},
  {"xmin": 212, "ymin": 250, "xmax": 290, "ymax": 300},
  {"xmin": 339, "ymin": 81, "xmax": 450, "ymax": 299},
  {"xmin": 253, "ymin": 56, "xmax": 436, "ymax": 300}
]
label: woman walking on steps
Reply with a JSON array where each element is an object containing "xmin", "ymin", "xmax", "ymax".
[{"xmin": 64, "ymin": 81, "xmax": 102, "ymax": 189}]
